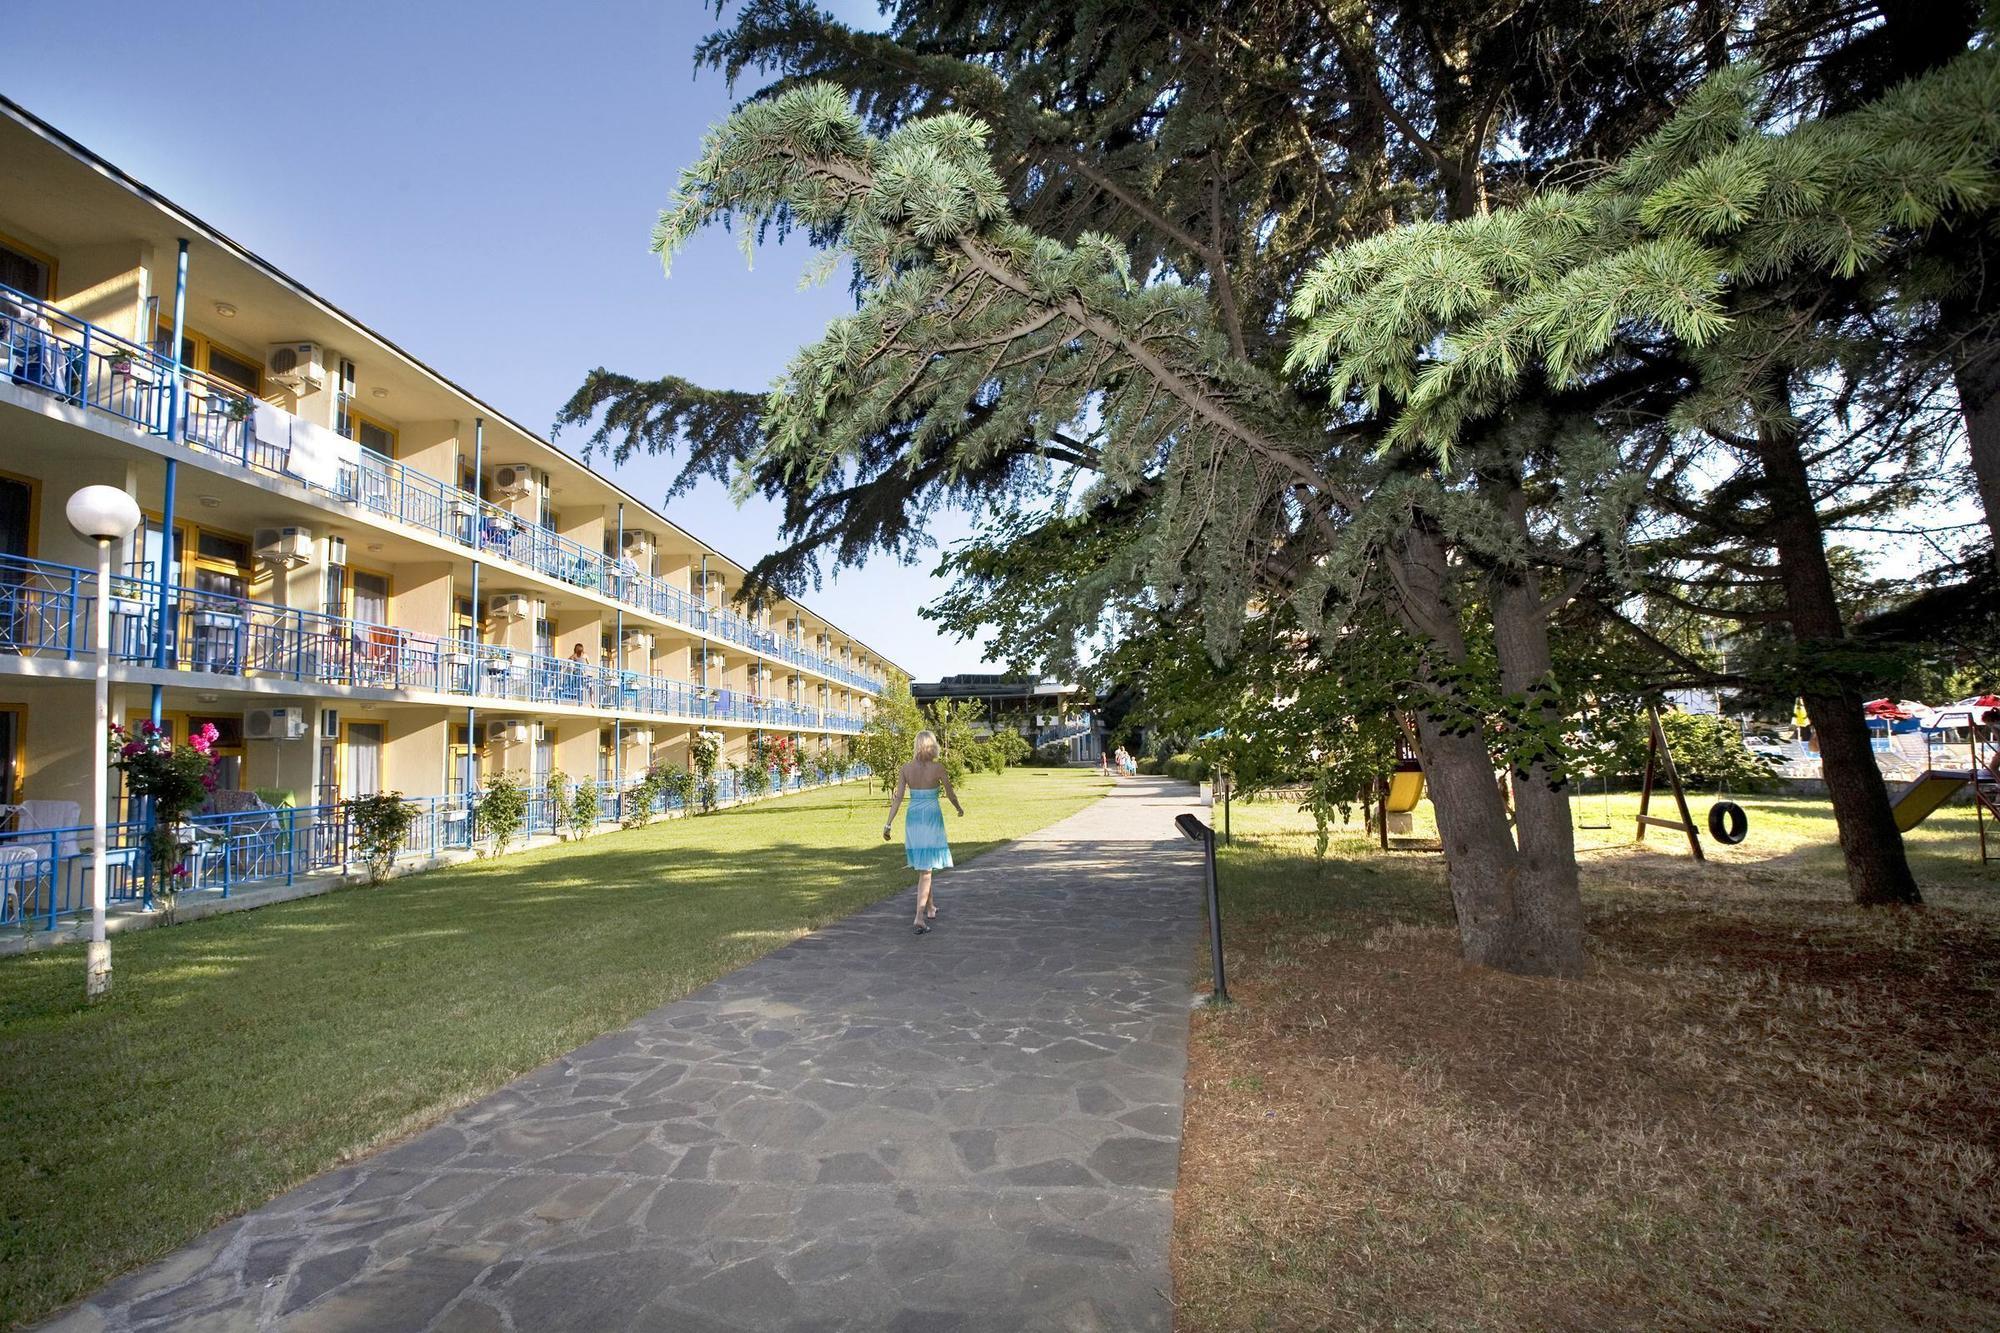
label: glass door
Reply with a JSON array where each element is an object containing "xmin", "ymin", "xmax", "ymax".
[{"xmin": 344, "ymin": 723, "xmax": 384, "ymax": 798}]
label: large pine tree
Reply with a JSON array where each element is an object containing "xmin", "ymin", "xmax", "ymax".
[{"xmin": 562, "ymin": 2, "xmax": 1990, "ymax": 966}]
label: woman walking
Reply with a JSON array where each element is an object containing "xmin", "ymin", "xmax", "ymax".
[{"xmin": 883, "ymin": 730, "xmax": 965, "ymax": 934}]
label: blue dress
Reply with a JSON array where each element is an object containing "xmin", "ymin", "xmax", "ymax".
[{"xmin": 903, "ymin": 787, "xmax": 954, "ymax": 870}]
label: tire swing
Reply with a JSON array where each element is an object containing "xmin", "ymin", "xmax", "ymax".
[{"xmin": 1707, "ymin": 799, "xmax": 1749, "ymax": 845}]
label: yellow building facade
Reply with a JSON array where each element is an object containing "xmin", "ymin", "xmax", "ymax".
[{"xmin": 0, "ymin": 97, "xmax": 894, "ymax": 923}]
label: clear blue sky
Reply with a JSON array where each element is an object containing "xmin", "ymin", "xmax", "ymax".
[{"xmin": 3, "ymin": 0, "xmax": 986, "ymax": 681}]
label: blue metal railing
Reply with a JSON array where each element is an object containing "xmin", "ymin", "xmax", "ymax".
[
  {"xmin": 0, "ymin": 552, "xmax": 867, "ymax": 732},
  {"xmin": 0, "ymin": 763, "xmax": 872, "ymax": 931},
  {"xmin": 1, "ymin": 283, "xmax": 885, "ymax": 695}
]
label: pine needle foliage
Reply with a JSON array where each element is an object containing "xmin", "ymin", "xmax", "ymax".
[{"xmin": 1288, "ymin": 46, "xmax": 2000, "ymax": 455}]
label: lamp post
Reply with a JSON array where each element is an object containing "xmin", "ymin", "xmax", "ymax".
[{"xmin": 66, "ymin": 485, "xmax": 143, "ymax": 1001}]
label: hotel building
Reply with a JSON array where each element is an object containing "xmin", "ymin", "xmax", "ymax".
[{"xmin": 0, "ymin": 97, "xmax": 894, "ymax": 927}]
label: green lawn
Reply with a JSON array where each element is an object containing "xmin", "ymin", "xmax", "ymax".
[{"xmin": 0, "ymin": 767, "xmax": 1108, "ymax": 1329}]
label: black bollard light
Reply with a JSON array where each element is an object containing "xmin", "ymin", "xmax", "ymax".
[{"xmin": 1175, "ymin": 812, "xmax": 1230, "ymax": 1005}]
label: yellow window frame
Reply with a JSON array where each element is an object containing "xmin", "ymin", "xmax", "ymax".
[
  {"xmin": 0, "ymin": 466, "xmax": 43, "ymax": 558},
  {"xmin": 152, "ymin": 319, "xmax": 265, "ymax": 398},
  {"xmin": 347, "ymin": 409, "xmax": 400, "ymax": 459},
  {"xmin": 0, "ymin": 228, "xmax": 58, "ymax": 299}
]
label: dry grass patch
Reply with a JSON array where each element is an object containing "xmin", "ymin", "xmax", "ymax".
[{"xmin": 1173, "ymin": 795, "xmax": 2000, "ymax": 1331}]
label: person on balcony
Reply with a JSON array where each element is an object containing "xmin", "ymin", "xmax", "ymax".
[{"xmin": 565, "ymin": 642, "xmax": 595, "ymax": 705}]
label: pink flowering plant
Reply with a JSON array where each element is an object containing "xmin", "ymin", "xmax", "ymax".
[{"xmin": 108, "ymin": 720, "xmax": 221, "ymax": 913}]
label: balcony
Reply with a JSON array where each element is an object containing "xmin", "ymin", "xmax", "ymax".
[
  {"xmin": 0, "ymin": 283, "xmax": 886, "ymax": 696},
  {"xmin": 0, "ymin": 553, "xmax": 868, "ymax": 733}
]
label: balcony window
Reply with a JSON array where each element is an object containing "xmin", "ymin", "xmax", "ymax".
[
  {"xmin": 349, "ymin": 411, "xmax": 397, "ymax": 458},
  {"xmin": 345, "ymin": 722, "xmax": 384, "ymax": 798},
  {"xmin": 192, "ymin": 530, "xmax": 249, "ymax": 599},
  {"xmin": 155, "ymin": 321, "xmax": 263, "ymax": 397},
  {"xmin": 448, "ymin": 725, "xmax": 474, "ymax": 798},
  {"xmin": 351, "ymin": 571, "xmax": 389, "ymax": 625},
  {"xmin": 0, "ymin": 237, "xmax": 53, "ymax": 300},
  {"xmin": 0, "ymin": 475, "xmax": 31, "ymax": 558}
]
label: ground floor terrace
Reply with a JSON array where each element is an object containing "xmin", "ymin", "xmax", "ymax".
[{"xmin": 0, "ymin": 659, "xmax": 870, "ymax": 936}]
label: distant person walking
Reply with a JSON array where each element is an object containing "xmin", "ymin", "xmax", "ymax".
[{"xmin": 884, "ymin": 730, "xmax": 965, "ymax": 935}]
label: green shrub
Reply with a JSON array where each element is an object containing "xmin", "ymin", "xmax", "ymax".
[
  {"xmin": 568, "ymin": 777, "xmax": 600, "ymax": 837},
  {"xmin": 346, "ymin": 791, "xmax": 417, "ymax": 884},
  {"xmin": 1163, "ymin": 753, "xmax": 1212, "ymax": 783},
  {"xmin": 990, "ymin": 730, "xmax": 1032, "ymax": 768},
  {"xmin": 663, "ymin": 767, "xmax": 696, "ymax": 813},
  {"xmin": 620, "ymin": 767, "xmax": 665, "ymax": 829},
  {"xmin": 474, "ymin": 773, "xmax": 528, "ymax": 856},
  {"xmin": 1136, "ymin": 756, "xmax": 1164, "ymax": 775},
  {"xmin": 690, "ymin": 732, "xmax": 722, "ymax": 811}
]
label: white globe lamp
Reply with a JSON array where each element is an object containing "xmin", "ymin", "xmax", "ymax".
[{"xmin": 66, "ymin": 485, "xmax": 143, "ymax": 1001}]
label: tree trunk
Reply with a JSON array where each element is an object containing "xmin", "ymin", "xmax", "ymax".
[
  {"xmin": 1483, "ymin": 483, "xmax": 1587, "ymax": 976},
  {"xmin": 1752, "ymin": 385, "xmax": 1922, "ymax": 906},
  {"xmin": 1388, "ymin": 517, "xmax": 1544, "ymax": 972},
  {"xmin": 1944, "ymin": 239, "xmax": 2000, "ymax": 567}
]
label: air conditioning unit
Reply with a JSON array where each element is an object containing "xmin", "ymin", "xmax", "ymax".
[
  {"xmin": 253, "ymin": 525, "xmax": 314, "ymax": 567},
  {"xmin": 245, "ymin": 707, "xmax": 309, "ymax": 741},
  {"xmin": 626, "ymin": 728, "xmax": 654, "ymax": 748},
  {"xmin": 484, "ymin": 720, "xmax": 529, "ymax": 745},
  {"xmin": 621, "ymin": 529, "xmax": 653, "ymax": 555},
  {"xmin": 266, "ymin": 342, "xmax": 326, "ymax": 390},
  {"xmin": 492, "ymin": 464, "xmax": 542, "ymax": 499},
  {"xmin": 326, "ymin": 536, "xmax": 348, "ymax": 567},
  {"xmin": 622, "ymin": 630, "xmax": 654, "ymax": 653},
  {"xmin": 488, "ymin": 592, "xmax": 531, "ymax": 621}
]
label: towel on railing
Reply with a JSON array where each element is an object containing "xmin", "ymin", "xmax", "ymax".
[
  {"xmin": 249, "ymin": 398, "xmax": 290, "ymax": 457},
  {"xmin": 285, "ymin": 418, "xmax": 357, "ymax": 490}
]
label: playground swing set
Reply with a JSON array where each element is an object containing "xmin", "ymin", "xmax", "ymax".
[
  {"xmin": 1376, "ymin": 700, "xmax": 1999, "ymax": 865},
  {"xmin": 1369, "ymin": 704, "xmax": 1752, "ymax": 861}
]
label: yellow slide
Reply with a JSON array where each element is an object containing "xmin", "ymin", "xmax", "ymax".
[
  {"xmin": 1384, "ymin": 770, "xmax": 1426, "ymax": 814},
  {"xmin": 1892, "ymin": 772, "xmax": 1968, "ymax": 832}
]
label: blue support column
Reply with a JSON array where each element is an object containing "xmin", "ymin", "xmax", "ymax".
[
  {"xmin": 165, "ymin": 240, "xmax": 188, "ymax": 441},
  {"xmin": 151, "ymin": 241, "xmax": 189, "ymax": 725},
  {"xmin": 465, "ymin": 419, "xmax": 484, "ymax": 799},
  {"xmin": 614, "ymin": 503, "xmax": 625, "ymax": 794}
]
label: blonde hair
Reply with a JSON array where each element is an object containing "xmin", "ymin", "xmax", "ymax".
[{"xmin": 912, "ymin": 730, "xmax": 940, "ymax": 763}]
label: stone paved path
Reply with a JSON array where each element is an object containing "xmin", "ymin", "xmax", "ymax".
[{"xmin": 50, "ymin": 778, "xmax": 1204, "ymax": 1333}]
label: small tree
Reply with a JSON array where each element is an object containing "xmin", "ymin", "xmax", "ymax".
[
  {"xmin": 347, "ymin": 791, "xmax": 417, "ymax": 884},
  {"xmin": 544, "ymin": 767, "xmax": 570, "ymax": 840},
  {"xmin": 475, "ymin": 772, "xmax": 528, "ymax": 856},
  {"xmin": 690, "ymin": 731, "xmax": 722, "ymax": 811},
  {"xmin": 854, "ymin": 677, "xmax": 924, "ymax": 789},
  {"xmin": 990, "ymin": 729, "xmax": 1032, "ymax": 768},
  {"xmin": 926, "ymin": 698, "xmax": 985, "ymax": 785},
  {"xmin": 568, "ymin": 776, "xmax": 601, "ymax": 838},
  {"xmin": 620, "ymin": 766, "xmax": 665, "ymax": 829},
  {"xmin": 663, "ymin": 767, "xmax": 696, "ymax": 814}
]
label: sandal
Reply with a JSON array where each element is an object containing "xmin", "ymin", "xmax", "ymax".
[
  {"xmin": 926, "ymin": 906, "xmax": 939, "ymax": 920},
  {"xmin": 913, "ymin": 923, "xmax": 930, "ymax": 935}
]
